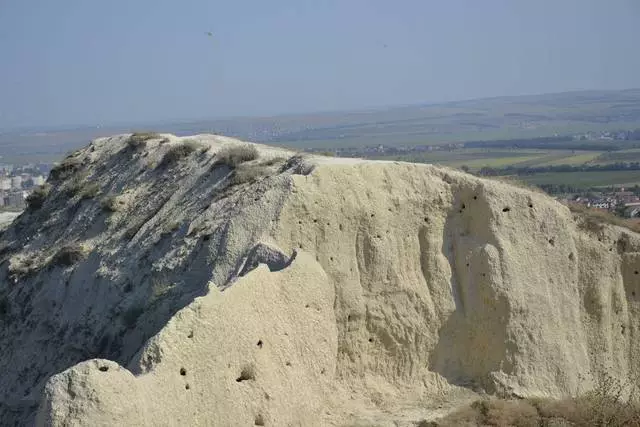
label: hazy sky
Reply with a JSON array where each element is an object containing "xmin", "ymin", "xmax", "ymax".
[{"xmin": 1, "ymin": 0, "xmax": 639, "ymax": 129}]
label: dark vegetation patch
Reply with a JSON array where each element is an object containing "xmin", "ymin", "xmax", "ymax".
[
  {"xmin": 51, "ymin": 244, "xmax": 87, "ymax": 267},
  {"xmin": 49, "ymin": 157, "xmax": 82, "ymax": 182},
  {"xmin": 25, "ymin": 184, "xmax": 51, "ymax": 210},
  {"xmin": 0, "ymin": 294, "xmax": 9, "ymax": 321}
]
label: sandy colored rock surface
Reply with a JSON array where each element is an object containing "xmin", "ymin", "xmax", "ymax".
[{"xmin": 0, "ymin": 133, "xmax": 638, "ymax": 426}]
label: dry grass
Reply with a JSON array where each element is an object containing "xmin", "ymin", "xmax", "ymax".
[
  {"xmin": 214, "ymin": 144, "xmax": 259, "ymax": 168},
  {"xmin": 431, "ymin": 372, "xmax": 640, "ymax": 427},
  {"xmin": 100, "ymin": 195, "xmax": 120, "ymax": 212},
  {"xmin": 127, "ymin": 132, "xmax": 160, "ymax": 149},
  {"xmin": 230, "ymin": 164, "xmax": 270, "ymax": 186},
  {"xmin": 79, "ymin": 182, "xmax": 100, "ymax": 200},
  {"xmin": 159, "ymin": 141, "xmax": 202, "ymax": 168},
  {"xmin": 568, "ymin": 202, "xmax": 640, "ymax": 234}
]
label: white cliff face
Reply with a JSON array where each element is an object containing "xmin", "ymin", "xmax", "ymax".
[{"xmin": 0, "ymin": 134, "xmax": 638, "ymax": 426}]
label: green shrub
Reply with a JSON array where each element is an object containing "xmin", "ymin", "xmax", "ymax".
[
  {"xmin": 215, "ymin": 144, "xmax": 259, "ymax": 168},
  {"xmin": 127, "ymin": 132, "xmax": 160, "ymax": 149},
  {"xmin": 26, "ymin": 184, "xmax": 51, "ymax": 210},
  {"xmin": 159, "ymin": 141, "xmax": 202, "ymax": 168}
]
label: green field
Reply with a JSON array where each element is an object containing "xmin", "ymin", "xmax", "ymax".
[{"xmin": 517, "ymin": 171, "xmax": 640, "ymax": 188}]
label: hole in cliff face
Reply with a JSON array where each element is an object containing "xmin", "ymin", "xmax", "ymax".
[
  {"xmin": 569, "ymin": 253, "xmax": 575, "ymax": 261},
  {"xmin": 502, "ymin": 207, "xmax": 511, "ymax": 212},
  {"xmin": 339, "ymin": 224, "xmax": 343, "ymax": 231},
  {"xmin": 548, "ymin": 238, "xmax": 555, "ymax": 246},
  {"xmin": 285, "ymin": 361, "xmax": 291, "ymax": 366},
  {"xmin": 473, "ymin": 196, "xmax": 477, "ymax": 200},
  {"xmin": 528, "ymin": 203, "xmax": 533, "ymax": 208},
  {"xmin": 461, "ymin": 203, "xmax": 466, "ymax": 209},
  {"xmin": 187, "ymin": 331, "xmax": 194, "ymax": 338},
  {"xmin": 98, "ymin": 366, "xmax": 109, "ymax": 372},
  {"xmin": 254, "ymin": 414, "xmax": 265, "ymax": 426},
  {"xmin": 180, "ymin": 368, "xmax": 187, "ymax": 376},
  {"xmin": 368, "ymin": 337, "xmax": 374, "ymax": 343},
  {"xmin": 185, "ymin": 383, "xmax": 190, "ymax": 390},
  {"xmin": 635, "ymin": 271, "xmax": 639, "ymax": 275},
  {"xmin": 633, "ymin": 291, "xmax": 636, "ymax": 297},
  {"xmin": 257, "ymin": 340, "xmax": 263, "ymax": 348},
  {"xmin": 236, "ymin": 365, "xmax": 256, "ymax": 382}
]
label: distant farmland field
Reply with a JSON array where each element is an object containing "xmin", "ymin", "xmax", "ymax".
[{"xmin": 517, "ymin": 171, "xmax": 640, "ymax": 188}]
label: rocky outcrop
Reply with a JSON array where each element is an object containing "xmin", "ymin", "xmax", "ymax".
[{"xmin": 0, "ymin": 134, "xmax": 638, "ymax": 426}]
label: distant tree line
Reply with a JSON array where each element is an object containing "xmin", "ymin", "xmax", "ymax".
[{"xmin": 464, "ymin": 135, "xmax": 640, "ymax": 151}]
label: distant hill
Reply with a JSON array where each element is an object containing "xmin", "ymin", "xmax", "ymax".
[{"xmin": 2, "ymin": 89, "xmax": 640, "ymax": 163}]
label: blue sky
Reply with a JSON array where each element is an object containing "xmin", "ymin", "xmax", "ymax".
[{"xmin": 1, "ymin": 0, "xmax": 639, "ymax": 129}]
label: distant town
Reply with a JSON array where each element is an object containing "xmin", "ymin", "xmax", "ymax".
[{"xmin": 0, "ymin": 163, "xmax": 51, "ymax": 210}]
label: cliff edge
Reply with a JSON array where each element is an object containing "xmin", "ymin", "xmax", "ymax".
[{"xmin": 0, "ymin": 133, "xmax": 638, "ymax": 426}]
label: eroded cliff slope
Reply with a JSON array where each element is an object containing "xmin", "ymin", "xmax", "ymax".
[{"xmin": 0, "ymin": 134, "xmax": 638, "ymax": 426}]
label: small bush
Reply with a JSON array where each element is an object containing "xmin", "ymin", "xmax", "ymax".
[
  {"xmin": 101, "ymin": 195, "xmax": 120, "ymax": 212},
  {"xmin": 316, "ymin": 151, "xmax": 335, "ymax": 157},
  {"xmin": 49, "ymin": 157, "xmax": 81, "ymax": 182},
  {"xmin": 8, "ymin": 254, "xmax": 40, "ymax": 280},
  {"xmin": 79, "ymin": 182, "xmax": 100, "ymax": 200},
  {"xmin": 215, "ymin": 144, "xmax": 259, "ymax": 168},
  {"xmin": 26, "ymin": 184, "xmax": 51, "ymax": 210},
  {"xmin": 127, "ymin": 132, "xmax": 160, "ymax": 149},
  {"xmin": 163, "ymin": 221, "xmax": 181, "ymax": 234},
  {"xmin": 63, "ymin": 172, "xmax": 90, "ymax": 197},
  {"xmin": 159, "ymin": 141, "xmax": 202, "ymax": 168},
  {"xmin": 51, "ymin": 244, "xmax": 87, "ymax": 267}
]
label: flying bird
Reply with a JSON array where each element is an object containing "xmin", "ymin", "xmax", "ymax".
[{"xmin": 206, "ymin": 32, "xmax": 213, "ymax": 37}]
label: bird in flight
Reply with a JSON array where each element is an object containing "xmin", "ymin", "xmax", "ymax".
[{"xmin": 206, "ymin": 32, "xmax": 213, "ymax": 37}]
